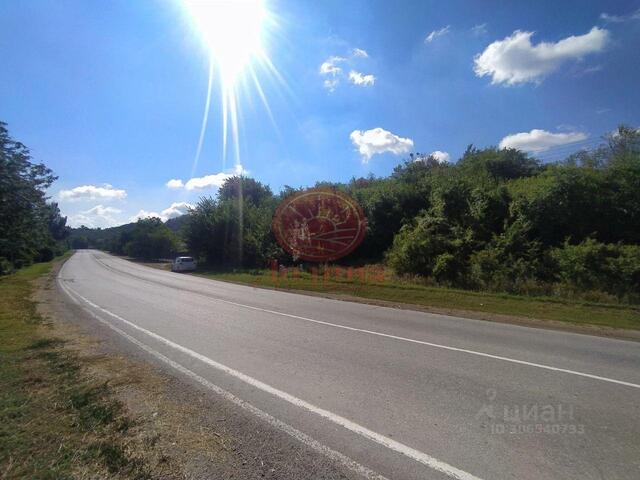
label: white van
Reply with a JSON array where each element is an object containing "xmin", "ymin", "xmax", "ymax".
[{"xmin": 171, "ymin": 256, "xmax": 197, "ymax": 272}]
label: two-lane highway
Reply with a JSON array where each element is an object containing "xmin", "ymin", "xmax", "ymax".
[{"xmin": 58, "ymin": 250, "xmax": 640, "ymax": 479}]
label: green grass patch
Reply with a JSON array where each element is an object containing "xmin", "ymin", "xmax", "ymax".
[
  {"xmin": 196, "ymin": 268, "xmax": 640, "ymax": 331},
  {"xmin": 0, "ymin": 253, "xmax": 148, "ymax": 479}
]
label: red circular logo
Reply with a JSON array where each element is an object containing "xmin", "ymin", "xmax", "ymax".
[{"xmin": 272, "ymin": 188, "xmax": 367, "ymax": 262}]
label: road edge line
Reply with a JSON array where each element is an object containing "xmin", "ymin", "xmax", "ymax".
[{"xmin": 59, "ymin": 278, "xmax": 483, "ymax": 480}]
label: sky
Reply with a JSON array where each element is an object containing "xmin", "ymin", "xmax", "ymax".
[{"xmin": 1, "ymin": 0, "xmax": 639, "ymax": 228}]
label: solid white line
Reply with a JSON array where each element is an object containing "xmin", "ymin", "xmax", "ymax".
[
  {"xmin": 92, "ymin": 252, "xmax": 640, "ymax": 390},
  {"xmin": 208, "ymin": 297, "xmax": 640, "ymax": 390},
  {"xmin": 58, "ymin": 281, "xmax": 387, "ymax": 480},
  {"xmin": 59, "ymin": 279, "xmax": 483, "ymax": 480}
]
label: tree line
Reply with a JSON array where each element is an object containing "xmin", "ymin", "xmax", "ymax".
[
  {"xmin": 62, "ymin": 124, "xmax": 640, "ymax": 303},
  {"xmin": 0, "ymin": 122, "xmax": 69, "ymax": 274},
  {"xmin": 177, "ymin": 126, "xmax": 639, "ymax": 303}
]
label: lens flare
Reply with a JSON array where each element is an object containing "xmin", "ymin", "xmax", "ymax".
[{"xmin": 183, "ymin": 0, "xmax": 278, "ymax": 173}]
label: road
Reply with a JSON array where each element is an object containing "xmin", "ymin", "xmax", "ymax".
[{"xmin": 58, "ymin": 250, "xmax": 640, "ymax": 480}]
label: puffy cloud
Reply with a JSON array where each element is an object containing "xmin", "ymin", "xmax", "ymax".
[
  {"xmin": 600, "ymin": 9, "xmax": 640, "ymax": 23},
  {"xmin": 129, "ymin": 209, "xmax": 162, "ymax": 222},
  {"xmin": 348, "ymin": 70, "xmax": 375, "ymax": 86},
  {"xmin": 166, "ymin": 179, "xmax": 184, "ymax": 189},
  {"xmin": 184, "ymin": 173, "xmax": 232, "ymax": 190},
  {"xmin": 352, "ymin": 48, "xmax": 369, "ymax": 58},
  {"xmin": 167, "ymin": 164, "xmax": 246, "ymax": 191},
  {"xmin": 130, "ymin": 202, "xmax": 194, "ymax": 223},
  {"xmin": 319, "ymin": 56, "xmax": 345, "ymax": 76},
  {"xmin": 320, "ymin": 49, "xmax": 375, "ymax": 91},
  {"xmin": 499, "ymin": 129, "xmax": 588, "ymax": 153},
  {"xmin": 414, "ymin": 151, "xmax": 450, "ymax": 163},
  {"xmin": 425, "ymin": 25, "xmax": 450, "ymax": 43},
  {"xmin": 59, "ymin": 184, "xmax": 126, "ymax": 202},
  {"xmin": 68, "ymin": 204, "xmax": 122, "ymax": 228},
  {"xmin": 474, "ymin": 27, "xmax": 609, "ymax": 85},
  {"xmin": 350, "ymin": 128, "xmax": 414, "ymax": 162},
  {"xmin": 160, "ymin": 202, "xmax": 193, "ymax": 219},
  {"xmin": 430, "ymin": 150, "xmax": 450, "ymax": 163}
]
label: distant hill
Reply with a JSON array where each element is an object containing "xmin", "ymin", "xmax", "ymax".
[
  {"xmin": 165, "ymin": 214, "xmax": 187, "ymax": 232},
  {"xmin": 69, "ymin": 214, "xmax": 187, "ymax": 249},
  {"xmin": 69, "ymin": 222, "xmax": 135, "ymax": 249}
]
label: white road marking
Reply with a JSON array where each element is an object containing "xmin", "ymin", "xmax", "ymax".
[
  {"xmin": 209, "ymin": 295, "xmax": 640, "ymax": 390},
  {"xmin": 58, "ymin": 281, "xmax": 387, "ymax": 480},
  {"xmin": 59, "ymin": 278, "xmax": 483, "ymax": 480},
  {"xmin": 94, "ymin": 252, "xmax": 640, "ymax": 390}
]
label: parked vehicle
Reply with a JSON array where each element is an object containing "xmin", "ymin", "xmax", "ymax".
[{"xmin": 171, "ymin": 256, "xmax": 197, "ymax": 272}]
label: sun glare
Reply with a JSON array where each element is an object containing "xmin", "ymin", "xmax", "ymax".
[
  {"xmin": 183, "ymin": 0, "xmax": 282, "ymax": 176},
  {"xmin": 184, "ymin": 0, "xmax": 267, "ymax": 85}
]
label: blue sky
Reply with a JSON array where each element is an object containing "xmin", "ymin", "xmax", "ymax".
[{"xmin": 1, "ymin": 0, "xmax": 639, "ymax": 227}]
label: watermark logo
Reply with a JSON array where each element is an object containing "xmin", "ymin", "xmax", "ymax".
[
  {"xmin": 272, "ymin": 188, "xmax": 367, "ymax": 262},
  {"xmin": 268, "ymin": 262, "xmax": 385, "ymax": 285},
  {"xmin": 476, "ymin": 389, "xmax": 585, "ymax": 435}
]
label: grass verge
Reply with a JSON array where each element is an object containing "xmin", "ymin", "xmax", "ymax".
[
  {"xmin": 195, "ymin": 268, "xmax": 640, "ymax": 332},
  {"xmin": 0, "ymin": 253, "xmax": 148, "ymax": 479}
]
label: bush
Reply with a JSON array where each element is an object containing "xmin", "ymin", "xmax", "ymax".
[
  {"xmin": 123, "ymin": 218, "xmax": 178, "ymax": 260},
  {"xmin": 552, "ymin": 239, "xmax": 640, "ymax": 302},
  {"xmin": 0, "ymin": 258, "xmax": 14, "ymax": 275}
]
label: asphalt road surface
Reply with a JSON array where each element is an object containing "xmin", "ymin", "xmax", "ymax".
[{"xmin": 58, "ymin": 250, "xmax": 640, "ymax": 480}]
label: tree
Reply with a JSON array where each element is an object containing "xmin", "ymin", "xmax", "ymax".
[
  {"xmin": 184, "ymin": 176, "xmax": 282, "ymax": 267},
  {"xmin": 0, "ymin": 121, "xmax": 69, "ymax": 272},
  {"xmin": 123, "ymin": 218, "xmax": 178, "ymax": 260}
]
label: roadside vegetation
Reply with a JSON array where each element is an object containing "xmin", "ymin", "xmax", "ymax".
[
  {"xmin": 0, "ymin": 255, "xmax": 149, "ymax": 479},
  {"xmin": 0, "ymin": 122, "xmax": 70, "ymax": 275},
  {"xmin": 195, "ymin": 266, "xmax": 640, "ymax": 331},
  {"xmin": 90, "ymin": 125, "xmax": 640, "ymax": 314},
  {"xmin": 67, "ymin": 126, "xmax": 640, "ymax": 330}
]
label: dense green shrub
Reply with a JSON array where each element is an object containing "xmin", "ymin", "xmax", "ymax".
[
  {"xmin": 184, "ymin": 177, "xmax": 283, "ymax": 267},
  {"xmin": 122, "ymin": 218, "xmax": 178, "ymax": 260},
  {"xmin": 552, "ymin": 239, "xmax": 640, "ymax": 302}
]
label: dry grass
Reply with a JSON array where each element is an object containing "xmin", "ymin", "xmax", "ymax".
[{"xmin": 0, "ymin": 254, "xmax": 227, "ymax": 479}]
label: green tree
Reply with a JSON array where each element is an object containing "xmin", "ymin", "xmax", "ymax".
[
  {"xmin": 0, "ymin": 121, "xmax": 69, "ymax": 272},
  {"xmin": 124, "ymin": 218, "xmax": 178, "ymax": 260},
  {"xmin": 184, "ymin": 176, "xmax": 281, "ymax": 267}
]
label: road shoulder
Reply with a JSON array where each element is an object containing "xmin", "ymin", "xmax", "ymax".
[{"xmin": 34, "ymin": 254, "xmax": 363, "ymax": 479}]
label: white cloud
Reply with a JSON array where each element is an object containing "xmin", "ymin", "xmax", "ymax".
[
  {"xmin": 350, "ymin": 128, "xmax": 414, "ymax": 162},
  {"xmin": 471, "ymin": 23, "xmax": 488, "ymax": 36},
  {"xmin": 319, "ymin": 56, "xmax": 345, "ymax": 76},
  {"xmin": 69, "ymin": 204, "xmax": 122, "ymax": 228},
  {"xmin": 167, "ymin": 164, "xmax": 247, "ymax": 191},
  {"xmin": 352, "ymin": 48, "xmax": 369, "ymax": 58},
  {"xmin": 474, "ymin": 27, "xmax": 609, "ymax": 85},
  {"xmin": 425, "ymin": 25, "xmax": 450, "ymax": 43},
  {"xmin": 59, "ymin": 184, "xmax": 127, "ymax": 202},
  {"xmin": 499, "ymin": 129, "xmax": 588, "ymax": 153},
  {"xmin": 320, "ymin": 49, "xmax": 375, "ymax": 91},
  {"xmin": 130, "ymin": 202, "xmax": 194, "ymax": 223},
  {"xmin": 320, "ymin": 56, "xmax": 346, "ymax": 90},
  {"xmin": 323, "ymin": 78, "xmax": 339, "ymax": 92},
  {"xmin": 166, "ymin": 178, "xmax": 184, "ymax": 189},
  {"xmin": 130, "ymin": 209, "xmax": 162, "ymax": 222},
  {"xmin": 600, "ymin": 9, "xmax": 640, "ymax": 23},
  {"xmin": 430, "ymin": 150, "xmax": 451, "ymax": 163},
  {"xmin": 348, "ymin": 70, "xmax": 375, "ymax": 86},
  {"xmin": 161, "ymin": 202, "xmax": 193, "ymax": 219},
  {"xmin": 185, "ymin": 173, "xmax": 232, "ymax": 190}
]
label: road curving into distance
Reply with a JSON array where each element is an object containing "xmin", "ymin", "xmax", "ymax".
[{"xmin": 58, "ymin": 250, "xmax": 640, "ymax": 480}]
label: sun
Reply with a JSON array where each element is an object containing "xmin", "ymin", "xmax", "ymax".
[
  {"xmin": 183, "ymin": 0, "xmax": 267, "ymax": 85},
  {"xmin": 182, "ymin": 0, "xmax": 281, "ymax": 174}
]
